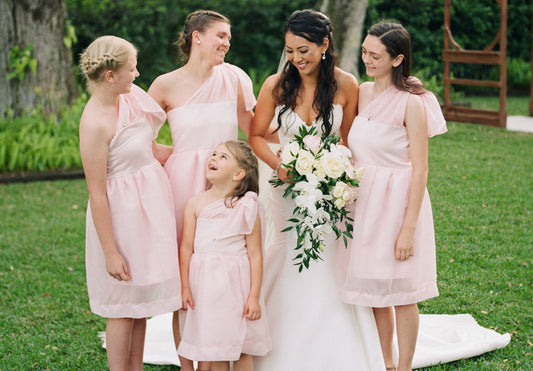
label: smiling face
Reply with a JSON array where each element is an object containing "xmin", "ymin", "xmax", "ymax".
[
  {"xmin": 195, "ymin": 21, "xmax": 231, "ymax": 65},
  {"xmin": 109, "ymin": 51, "xmax": 139, "ymax": 94},
  {"xmin": 361, "ymin": 35, "xmax": 403, "ymax": 80},
  {"xmin": 285, "ymin": 31, "xmax": 328, "ymax": 78},
  {"xmin": 206, "ymin": 144, "xmax": 243, "ymax": 184}
]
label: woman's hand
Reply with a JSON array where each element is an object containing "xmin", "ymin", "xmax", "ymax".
[
  {"xmin": 395, "ymin": 226, "xmax": 415, "ymax": 261},
  {"xmin": 182, "ymin": 288, "xmax": 195, "ymax": 310}
]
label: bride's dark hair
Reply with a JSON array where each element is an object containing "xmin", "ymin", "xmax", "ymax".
[{"xmin": 274, "ymin": 9, "xmax": 338, "ymax": 137}]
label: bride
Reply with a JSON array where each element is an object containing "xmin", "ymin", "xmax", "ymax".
[{"xmin": 249, "ymin": 9, "xmax": 385, "ymax": 370}]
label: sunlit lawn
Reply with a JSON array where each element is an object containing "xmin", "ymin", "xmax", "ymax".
[{"xmin": 0, "ymin": 96, "xmax": 531, "ymax": 370}]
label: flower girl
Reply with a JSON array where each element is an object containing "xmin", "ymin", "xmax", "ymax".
[{"xmin": 178, "ymin": 140, "xmax": 271, "ymax": 371}]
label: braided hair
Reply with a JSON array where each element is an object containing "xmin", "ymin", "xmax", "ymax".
[{"xmin": 79, "ymin": 36, "xmax": 136, "ymax": 90}]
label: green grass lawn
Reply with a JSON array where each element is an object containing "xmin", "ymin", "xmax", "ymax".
[{"xmin": 0, "ymin": 97, "xmax": 532, "ymax": 369}]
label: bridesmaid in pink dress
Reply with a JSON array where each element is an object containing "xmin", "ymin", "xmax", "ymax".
[
  {"xmin": 178, "ymin": 141, "xmax": 271, "ymax": 370},
  {"xmin": 338, "ymin": 22, "xmax": 447, "ymax": 371},
  {"xmin": 79, "ymin": 36, "xmax": 181, "ymax": 371},
  {"xmin": 147, "ymin": 10, "xmax": 256, "ymax": 371}
]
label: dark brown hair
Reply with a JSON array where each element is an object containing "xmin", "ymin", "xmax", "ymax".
[
  {"xmin": 274, "ymin": 9, "xmax": 338, "ymax": 136},
  {"xmin": 368, "ymin": 21, "xmax": 424, "ymax": 94}
]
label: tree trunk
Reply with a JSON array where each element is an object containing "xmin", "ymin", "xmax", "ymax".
[
  {"xmin": 0, "ymin": 0, "xmax": 76, "ymax": 118},
  {"xmin": 320, "ymin": 0, "xmax": 368, "ymax": 79}
]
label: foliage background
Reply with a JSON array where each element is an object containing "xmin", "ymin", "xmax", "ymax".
[{"xmin": 67, "ymin": 0, "xmax": 532, "ymax": 92}]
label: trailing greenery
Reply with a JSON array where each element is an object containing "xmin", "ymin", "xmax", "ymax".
[{"xmin": 1, "ymin": 117, "xmax": 531, "ymax": 369}]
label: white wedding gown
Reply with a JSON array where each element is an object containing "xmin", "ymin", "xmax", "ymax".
[
  {"xmin": 254, "ymin": 105, "xmax": 386, "ymax": 370},
  {"xmin": 103, "ymin": 105, "xmax": 510, "ymax": 369}
]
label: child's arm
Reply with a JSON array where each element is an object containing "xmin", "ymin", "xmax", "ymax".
[
  {"xmin": 180, "ymin": 197, "xmax": 198, "ymax": 310},
  {"xmin": 243, "ymin": 213, "xmax": 263, "ymax": 321}
]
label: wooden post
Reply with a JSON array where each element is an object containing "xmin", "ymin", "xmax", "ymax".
[
  {"xmin": 442, "ymin": 0, "xmax": 508, "ymax": 127},
  {"xmin": 530, "ymin": 4, "xmax": 533, "ymax": 116}
]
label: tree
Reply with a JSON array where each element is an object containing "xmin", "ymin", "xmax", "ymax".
[
  {"xmin": 320, "ymin": 0, "xmax": 369, "ymax": 78},
  {"xmin": 0, "ymin": 0, "xmax": 77, "ymax": 118}
]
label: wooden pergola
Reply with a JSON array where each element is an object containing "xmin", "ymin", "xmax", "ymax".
[{"xmin": 442, "ymin": 0, "xmax": 508, "ymax": 127}]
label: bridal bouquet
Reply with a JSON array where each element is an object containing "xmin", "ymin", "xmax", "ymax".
[{"xmin": 270, "ymin": 125, "xmax": 363, "ymax": 272}]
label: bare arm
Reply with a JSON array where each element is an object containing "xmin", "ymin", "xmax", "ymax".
[
  {"xmin": 243, "ymin": 214, "xmax": 263, "ymax": 320},
  {"xmin": 249, "ymin": 74, "xmax": 288, "ymax": 180},
  {"xmin": 337, "ymin": 70, "xmax": 359, "ymax": 144},
  {"xmin": 148, "ymin": 77, "xmax": 173, "ymax": 162},
  {"xmin": 237, "ymin": 78, "xmax": 254, "ymax": 138},
  {"xmin": 152, "ymin": 141, "xmax": 173, "ymax": 164},
  {"xmin": 395, "ymin": 94, "xmax": 428, "ymax": 261},
  {"xmin": 80, "ymin": 110, "xmax": 130, "ymax": 281},
  {"xmin": 179, "ymin": 197, "xmax": 198, "ymax": 309}
]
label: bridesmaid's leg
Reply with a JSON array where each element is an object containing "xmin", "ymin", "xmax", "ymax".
[
  {"xmin": 173, "ymin": 310, "xmax": 195, "ymax": 371},
  {"xmin": 234, "ymin": 353, "xmax": 253, "ymax": 371},
  {"xmin": 373, "ymin": 307, "xmax": 396, "ymax": 369},
  {"xmin": 128, "ymin": 318, "xmax": 147, "ymax": 371},
  {"xmin": 394, "ymin": 303, "xmax": 419, "ymax": 371},
  {"xmin": 211, "ymin": 360, "xmax": 230, "ymax": 371},
  {"xmin": 198, "ymin": 361, "xmax": 212, "ymax": 370},
  {"xmin": 106, "ymin": 317, "xmax": 134, "ymax": 371}
]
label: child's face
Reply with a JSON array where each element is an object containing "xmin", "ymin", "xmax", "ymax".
[{"xmin": 206, "ymin": 144, "xmax": 242, "ymax": 183}]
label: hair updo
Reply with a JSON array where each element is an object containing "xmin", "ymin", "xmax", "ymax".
[
  {"xmin": 176, "ymin": 10, "xmax": 230, "ymax": 60},
  {"xmin": 79, "ymin": 35, "xmax": 136, "ymax": 84}
]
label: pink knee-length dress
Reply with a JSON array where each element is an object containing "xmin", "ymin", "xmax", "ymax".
[
  {"xmin": 163, "ymin": 63, "xmax": 256, "ymax": 243},
  {"xmin": 178, "ymin": 192, "xmax": 272, "ymax": 361},
  {"xmin": 85, "ymin": 85, "xmax": 181, "ymax": 318},
  {"xmin": 339, "ymin": 79, "xmax": 447, "ymax": 307}
]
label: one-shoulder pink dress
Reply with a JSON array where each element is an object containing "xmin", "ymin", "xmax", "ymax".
[
  {"xmin": 85, "ymin": 85, "xmax": 181, "ymax": 318},
  {"xmin": 178, "ymin": 192, "xmax": 272, "ymax": 361},
  {"xmin": 164, "ymin": 63, "xmax": 256, "ymax": 243},
  {"xmin": 339, "ymin": 80, "xmax": 447, "ymax": 307}
]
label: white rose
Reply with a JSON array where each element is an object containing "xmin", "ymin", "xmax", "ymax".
[
  {"xmin": 320, "ymin": 151, "xmax": 345, "ymax": 179},
  {"xmin": 295, "ymin": 149, "xmax": 315, "ymax": 175},
  {"xmin": 336, "ymin": 144, "xmax": 353, "ymax": 160},
  {"xmin": 332, "ymin": 181, "xmax": 348, "ymax": 198},
  {"xmin": 281, "ymin": 141, "xmax": 301, "ymax": 164},
  {"xmin": 355, "ymin": 167, "xmax": 365, "ymax": 181},
  {"xmin": 334, "ymin": 197, "xmax": 346, "ymax": 209},
  {"xmin": 313, "ymin": 159, "xmax": 326, "ymax": 181}
]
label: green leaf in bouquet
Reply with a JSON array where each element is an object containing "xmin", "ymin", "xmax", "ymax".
[{"xmin": 281, "ymin": 226, "xmax": 293, "ymax": 232}]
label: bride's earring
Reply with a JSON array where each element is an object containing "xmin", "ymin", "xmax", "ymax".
[{"xmin": 322, "ymin": 51, "xmax": 326, "ymax": 60}]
